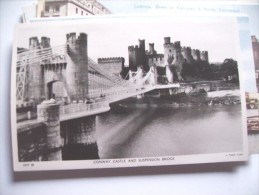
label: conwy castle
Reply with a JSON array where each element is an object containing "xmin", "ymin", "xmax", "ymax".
[
  {"xmin": 99, "ymin": 36, "xmax": 210, "ymax": 83},
  {"xmin": 127, "ymin": 37, "xmax": 209, "ymax": 82}
]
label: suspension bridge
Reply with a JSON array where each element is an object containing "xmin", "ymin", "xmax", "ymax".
[
  {"xmin": 15, "ymin": 32, "xmax": 182, "ymax": 162},
  {"xmin": 16, "ymin": 32, "xmax": 179, "ymax": 122}
]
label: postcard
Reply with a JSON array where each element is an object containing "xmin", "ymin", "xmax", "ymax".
[
  {"xmin": 23, "ymin": 0, "xmax": 259, "ymax": 153},
  {"xmin": 11, "ymin": 16, "xmax": 248, "ymax": 171}
]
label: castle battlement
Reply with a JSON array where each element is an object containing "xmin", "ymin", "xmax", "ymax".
[
  {"xmin": 174, "ymin": 41, "xmax": 181, "ymax": 48},
  {"xmin": 138, "ymin": 39, "xmax": 145, "ymax": 49},
  {"xmin": 29, "ymin": 36, "xmax": 51, "ymax": 50},
  {"xmin": 66, "ymin": 33, "xmax": 87, "ymax": 45},
  {"xmin": 201, "ymin": 51, "xmax": 209, "ymax": 62},
  {"xmin": 148, "ymin": 54, "xmax": 165, "ymax": 67},
  {"xmin": 164, "ymin": 37, "xmax": 171, "ymax": 44},
  {"xmin": 98, "ymin": 57, "xmax": 125, "ymax": 64},
  {"xmin": 66, "ymin": 32, "xmax": 77, "ymax": 43}
]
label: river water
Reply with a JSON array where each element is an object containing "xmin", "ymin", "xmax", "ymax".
[{"xmin": 96, "ymin": 99, "xmax": 243, "ymax": 159}]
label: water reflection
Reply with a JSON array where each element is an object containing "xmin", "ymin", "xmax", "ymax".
[{"xmin": 96, "ymin": 101, "xmax": 243, "ymax": 159}]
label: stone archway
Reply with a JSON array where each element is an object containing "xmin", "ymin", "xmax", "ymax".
[{"xmin": 47, "ymin": 80, "xmax": 68, "ymax": 103}]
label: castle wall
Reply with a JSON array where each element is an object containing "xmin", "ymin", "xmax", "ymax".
[
  {"xmin": 147, "ymin": 54, "xmax": 164, "ymax": 67},
  {"xmin": 97, "ymin": 57, "xmax": 124, "ymax": 75},
  {"xmin": 127, "ymin": 36, "xmax": 210, "ymax": 81}
]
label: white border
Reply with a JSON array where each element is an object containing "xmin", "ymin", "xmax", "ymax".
[{"xmin": 11, "ymin": 15, "xmax": 248, "ymax": 171}]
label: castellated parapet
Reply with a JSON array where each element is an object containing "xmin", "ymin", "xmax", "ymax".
[
  {"xmin": 127, "ymin": 36, "xmax": 210, "ymax": 82},
  {"xmin": 148, "ymin": 54, "xmax": 164, "ymax": 67},
  {"xmin": 29, "ymin": 37, "xmax": 40, "ymax": 50},
  {"xmin": 147, "ymin": 43, "xmax": 157, "ymax": 55},
  {"xmin": 182, "ymin": 47, "xmax": 193, "ymax": 63},
  {"xmin": 164, "ymin": 37, "xmax": 171, "ymax": 44},
  {"xmin": 98, "ymin": 57, "xmax": 125, "ymax": 74},
  {"xmin": 29, "ymin": 36, "xmax": 51, "ymax": 50},
  {"xmin": 191, "ymin": 49, "xmax": 201, "ymax": 61},
  {"xmin": 201, "ymin": 51, "xmax": 209, "ymax": 63},
  {"xmin": 41, "ymin": 37, "xmax": 51, "ymax": 48},
  {"xmin": 139, "ymin": 39, "xmax": 145, "ymax": 50},
  {"xmin": 98, "ymin": 57, "xmax": 125, "ymax": 64}
]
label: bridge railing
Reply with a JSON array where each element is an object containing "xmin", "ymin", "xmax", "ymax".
[{"xmin": 60, "ymin": 101, "xmax": 109, "ymax": 115}]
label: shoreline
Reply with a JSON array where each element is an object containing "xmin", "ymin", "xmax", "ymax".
[{"xmin": 112, "ymin": 89, "xmax": 241, "ymax": 108}]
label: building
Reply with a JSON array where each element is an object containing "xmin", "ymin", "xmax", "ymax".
[
  {"xmin": 97, "ymin": 57, "xmax": 125, "ymax": 76},
  {"xmin": 128, "ymin": 37, "xmax": 209, "ymax": 81},
  {"xmin": 128, "ymin": 39, "xmax": 149, "ymax": 72},
  {"xmin": 129, "ymin": 37, "xmax": 209, "ymax": 70},
  {"xmin": 37, "ymin": 0, "xmax": 111, "ymax": 18}
]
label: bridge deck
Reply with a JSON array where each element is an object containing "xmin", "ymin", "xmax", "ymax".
[{"xmin": 16, "ymin": 83, "xmax": 180, "ymax": 129}]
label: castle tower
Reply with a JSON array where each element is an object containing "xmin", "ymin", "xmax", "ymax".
[
  {"xmin": 139, "ymin": 39, "xmax": 145, "ymax": 51},
  {"xmin": 201, "ymin": 51, "xmax": 209, "ymax": 63},
  {"xmin": 128, "ymin": 45, "xmax": 139, "ymax": 71},
  {"xmin": 29, "ymin": 37, "xmax": 40, "ymax": 50},
  {"xmin": 192, "ymin": 49, "xmax": 201, "ymax": 61},
  {"xmin": 138, "ymin": 39, "xmax": 148, "ymax": 71},
  {"xmin": 148, "ymin": 43, "xmax": 157, "ymax": 55},
  {"xmin": 128, "ymin": 39, "xmax": 149, "ymax": 72},
  {"xmin": 174, "ymin": 41, "xmax": 182, "ymax": 61},
  {"xmin": 164, "ymin": 37, "xmax": 171, "ymax": 44},
  {"xmin": 27, "ymin": 36, "xmax": 45, "ymax": 104},
  {"xmin": 182, "ymin": 47, "xmax": 193, "ymax": 63},
  {"xmin": 41, "ymin": 37, "xmax": 51, "ymax": 48},
  {"xmin": 65, "ymin": 32, "xmax": 89, "ymax": 102},
  {"xmin": 164, "ymin": 37, "xmax": 174, "ymax": 65}
]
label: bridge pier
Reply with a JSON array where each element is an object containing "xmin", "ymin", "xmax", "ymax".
[
  {"xmin": 61, "ymin": 116, "xmax": 99, "ymax": 160},
  {"xmin": 37, "ymin": 100, "xmax": 63, "ymax": 161}
]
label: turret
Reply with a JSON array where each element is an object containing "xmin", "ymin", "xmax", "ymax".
[
  {"xmin": 29, "ymin": 37, "xmax": 40, "ymax": 50},
  {"xmin": 138, "ymin": 39, "xmax": 145, "ymax": 51},
  {"xmin": 149, "ymin": 43, "xmax": 155, "ymax": 54},
  {"xmin": 164, "ymin": 37, "xmax": 171, "ymax": 44},
  {"xmin": 201, "ymin": 51, "xmax": 209, "ymax": 62},
  {"xmin": 66, "ymin": 32, "xmax": 77, "ymax": 43},
  {"xmin": 41, "ymin": 37, "xmax": 50, "ymax": 48}
]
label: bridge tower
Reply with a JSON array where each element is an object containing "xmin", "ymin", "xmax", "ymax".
[
  {"xmin": 65, "ymin": 33, "xmax": 89, "ymax": 102},
  {"xmin": 26, "ymin": 37, "xmax": 46, "ymax": 104}
]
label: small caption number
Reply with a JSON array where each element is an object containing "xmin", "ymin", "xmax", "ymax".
[
  {"xmin": 226, "ymin": 153, "xmax": 243, "ymax": 157},
  {"xmin": 23, "ymin": 163, "xmax": 35, "ymax": 167}
]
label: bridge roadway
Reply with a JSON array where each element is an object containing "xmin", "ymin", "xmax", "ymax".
[{"xmin": 17, "ymin": 83, "xmax": 180, "ymax": 130}]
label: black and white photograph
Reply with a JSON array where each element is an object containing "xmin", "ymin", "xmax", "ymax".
[{"xmin": 11, "ymin": 16, "xmax": 248, "ymax": 171}]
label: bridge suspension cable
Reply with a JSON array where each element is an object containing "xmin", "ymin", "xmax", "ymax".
[{"xmin": 16, "ymin": 43, "xmax": 155, "ymax": 104}]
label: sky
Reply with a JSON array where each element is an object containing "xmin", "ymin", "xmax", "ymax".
[{"xmin": 16, "ymin": 16, "xmax": 239, "ymax": 64}]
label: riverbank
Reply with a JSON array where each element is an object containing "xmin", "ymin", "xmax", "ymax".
[
  {"xmin": 114, "ymin": 80, "xmax": 241, "ymax": 108},
  {"xmin": 113, "ymin": 88, "xmax": 241, "ymax": 109}
]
